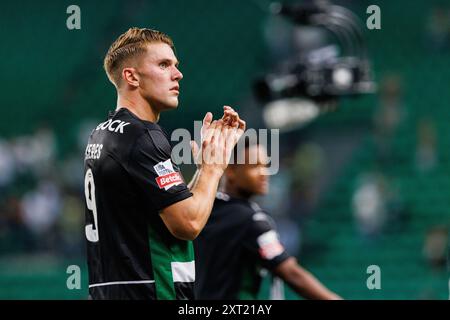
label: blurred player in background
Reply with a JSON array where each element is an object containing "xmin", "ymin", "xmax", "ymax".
[
  {"xmin": 195, "ymin": 139, "xmax": 341, "ymax": 300},
  {"xmin": 84, "ymin": 27, "xmax": 245, "ymax": 299}
]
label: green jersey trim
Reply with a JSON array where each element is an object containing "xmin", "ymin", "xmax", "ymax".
[{"xmin": 148, "ymin": 222, "xmax": 195, "ymax": 300}]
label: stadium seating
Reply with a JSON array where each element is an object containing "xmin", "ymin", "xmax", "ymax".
[{"xmin": 296, "ymin": 0, "xmax": 449, "ymax": 299}]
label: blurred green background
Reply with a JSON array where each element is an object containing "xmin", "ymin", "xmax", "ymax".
[{"xmin": 0, "ymin": 0, "xmax": 448, "ymax": 299}]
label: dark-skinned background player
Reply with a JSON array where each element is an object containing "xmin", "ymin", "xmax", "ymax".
[{"xmin": 194, "ymin": 140, "xmax": 342, "ymax": 300}]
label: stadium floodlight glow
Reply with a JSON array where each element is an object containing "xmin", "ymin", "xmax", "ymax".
[
  {"xmin": 332, "ymin": 67, "xmax": 353, "ymax": 89},
  {"xmin": 254, "ymin": 0, "xmax": 376, "ymax": 129}
]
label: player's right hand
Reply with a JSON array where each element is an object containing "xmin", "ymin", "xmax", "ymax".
[{"xmin": 190, "ymin": 112, "xmax": 213, "ymax": 169}]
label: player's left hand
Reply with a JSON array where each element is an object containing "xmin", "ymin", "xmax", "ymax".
[
  {"xmin": 191, "ymin": 107, "xmax": 246, "ymax": 169},
  {"xmin": 221, "ymin": 106, "xmax": 245, "ymax": 133}
]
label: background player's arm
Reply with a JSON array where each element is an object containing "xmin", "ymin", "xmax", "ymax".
[
  {"xmin": 161, "ymin": 113, "xmax": 245, "ymax": 241},
  {"xmin": 244, "ymin": 213, "xmax": 342, "ymax": 300},
  {"xmin": 273, "ymin": 257, "xmax": 342, "ymax": 300}
]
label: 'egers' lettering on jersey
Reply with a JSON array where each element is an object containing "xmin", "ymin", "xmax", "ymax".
[
  {"xmin": 153, "ymin": 159, "xmax": 183, "ymax": 190},
  {"xmin": 95, "ymin": 119, "xmax": 130, "ymax": 133}
]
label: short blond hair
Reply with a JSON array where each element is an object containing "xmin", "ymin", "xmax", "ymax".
[{"xmin": 104, "ymin": 27, "xmax": 175, "ymax": 87}]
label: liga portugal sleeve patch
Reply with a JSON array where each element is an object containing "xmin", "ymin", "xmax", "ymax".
[{"xmin": 154, "ymin": 159, "xmax": 184, "ymax": 190}]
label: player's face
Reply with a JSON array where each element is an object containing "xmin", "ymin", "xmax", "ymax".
[
  {"xmin": 233, "ymin": 145, "xmax": 270, "ymax": 196},
  {"xmin": 136, "ymin": 42, "xmax": 183, "ymax": 111}
]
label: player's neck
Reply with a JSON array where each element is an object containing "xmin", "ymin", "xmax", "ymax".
[
  {"xmin": 224, "ymin": 185, "xmax": 253, "ymax": 201},
  {"xmin": 116, "ymin": 94, "xmax": 160, "ymax": 123}
]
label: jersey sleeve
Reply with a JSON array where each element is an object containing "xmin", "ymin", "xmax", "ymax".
[
  {"xmin": 242, "ymin": 212, "xmax": 290, "ymax": 270},
  {"xmin": 127, "ymin": 129, "xmax": 192, "ymax": 212}
]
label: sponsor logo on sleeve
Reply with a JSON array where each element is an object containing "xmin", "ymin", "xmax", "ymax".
[
  {"xmin": 257, "ymin": 230, "xmax": 285, "ymax": 260},
  {"xmin": 153, "ymin": 159, "xmax": 183, "ymax": 190}
]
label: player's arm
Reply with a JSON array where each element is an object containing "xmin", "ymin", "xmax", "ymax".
[
  {"xmin": 161, "ymin": 111, "xmax": 245, "ymax": 241},
  {"xmin": 161, "ymin": 164, "xmax": 223, "ymax": 241},
  {"xmin": 273, "ymin": 257, "xmax": 342, "ymax": 300},
  {"xmin": 243, "ymin": 213, "xmax": 342, "ymax": 300},
  {"xmin": 187, "ymin": 169, "xmax": 200, "ymax": 190}
]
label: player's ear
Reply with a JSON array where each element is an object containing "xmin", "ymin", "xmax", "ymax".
[{"xmin": 122, "ymin": 67, "xmax": 139, "ymax": 88}]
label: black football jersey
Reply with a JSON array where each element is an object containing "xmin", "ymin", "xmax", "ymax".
[
  {"xmin": 83, "ymin": 108, "xmax": 194, "ymax": 300},
  {"xmin": 194, "ymin": 192, "xmax": 290, "ymax": 299}
]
